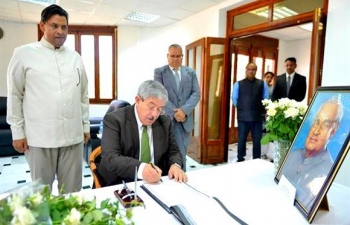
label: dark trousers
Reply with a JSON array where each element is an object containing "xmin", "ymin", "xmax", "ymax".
[{"xmin": 237, "ymin": 121, "xmax": 263, "ymax": 161}]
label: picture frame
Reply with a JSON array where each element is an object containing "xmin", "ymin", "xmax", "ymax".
[{"xmin": 275, "ymin": 86, "xmax": 350, "ymax": 223}]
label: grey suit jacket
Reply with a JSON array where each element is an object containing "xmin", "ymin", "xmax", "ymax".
[
  {"xmin": 154, "ymin": 65, "xmax": 200, "ymax": 133},
  {"xmin": 272, "ymin": 73, "xmax": 306, "ymax": 102},
  {"xmin": 98, "ymin": 105, "xmax": 183, "ymax": 186}
]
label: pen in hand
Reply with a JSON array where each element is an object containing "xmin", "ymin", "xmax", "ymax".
[{"xmin": 149, "ymin": 162, "xmax": 163, "ymax": 182}]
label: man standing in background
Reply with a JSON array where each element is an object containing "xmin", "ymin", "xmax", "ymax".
[
  {"xmin": 154, "ymin": 44, "xmax": 200, "ymax": 171},
  {"xmin": 272, "ymin": 57, "xmax": 307, "ymax": 102},
  {"xmin": 232, "ymin": 62, "xmax": 269, "ymax": 162},
  {"xmin": 7, "ymin": 4, "xmax": 90, "ymax": 193}
]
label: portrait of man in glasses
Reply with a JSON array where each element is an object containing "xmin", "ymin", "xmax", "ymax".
[{"xmin": 280, "ymin": 97, "xmax": 344, "ymax": 211}]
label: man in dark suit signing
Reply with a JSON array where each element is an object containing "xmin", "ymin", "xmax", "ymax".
[
  {"xmin": 272, "ymin": 57, "xmax": 307, "ymax": 102},
  {"xmin": 154, "ymin": 44, "xmax": 200, "ymax": 170},
  {"xmin": 98, "ymin": 80, "xmax": 187, "ymax": 186}
]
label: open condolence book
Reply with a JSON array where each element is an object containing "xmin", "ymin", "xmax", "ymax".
[{"xmin": 141, "ymin": 180, "xmax": 246, "ymax": 225}]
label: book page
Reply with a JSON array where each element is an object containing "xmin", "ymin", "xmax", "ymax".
[{"xmin": 142, "ymin": 180, "xmax": 241, "ymax": 224}]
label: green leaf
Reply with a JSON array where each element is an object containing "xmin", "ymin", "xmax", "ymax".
[
  {"xmin": 261, "ymin": 135, "xmax": 270, "ymax": 145},
  {"xmin": 91, "ymin": 209, "xmax": 103, "ymax": 221},
  {"xmin": 83, "ymin": 212, "xmax": 93, "ymax": 224}
]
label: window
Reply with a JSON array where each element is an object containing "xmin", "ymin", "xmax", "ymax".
[{"xmin": 38, "ymin": 25, "xmax": 117, "ymax": 104}]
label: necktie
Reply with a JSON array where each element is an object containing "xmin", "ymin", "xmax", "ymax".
[
  {"xmin": 141, "ymin": 125, "xmax": 151, "ymax": 163},
  {"xmin": 287, "ymin": 75, "xmax": 291, "ymax": 95},
  {"xmin": 174, "ymin": 69, "xmax": 180, "ymax": 91}
]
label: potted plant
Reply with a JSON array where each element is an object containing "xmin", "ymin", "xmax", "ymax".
[
  {"xmin": 261, "ymin": 98, "xmax": 307, "ymax": 173},
  {"xmin": 0, "ymin": 182, "xmax": 135, "ymax": 225}
]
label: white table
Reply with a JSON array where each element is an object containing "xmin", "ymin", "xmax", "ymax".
[{"xmin": 82, "ymin": 159, "xmax": 350, "ymax": 224}]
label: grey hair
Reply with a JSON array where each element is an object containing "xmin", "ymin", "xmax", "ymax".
[
  {"xmin": 137, "ymin": 80, "xmax": 168, "ymax": 103},
  {"xmin": 168, "ymin": 44, "xmax": 182, "ymax": 52},
  {"xmin": 319, "ymin": 97, "xmax": 344, "ymax": 122}
]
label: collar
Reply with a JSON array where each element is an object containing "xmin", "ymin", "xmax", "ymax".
[
  {"xmin": 169, "ymin": 65, "xmax": 181, "ymax": 72},
  {"xmin": 286, "ymin": 72, "xmax": 295, "ymax": 78},
  {"xmin": 40, "ymin": 37, "xmax": 65, "ymax": 51}
]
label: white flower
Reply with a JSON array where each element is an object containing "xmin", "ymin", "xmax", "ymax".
[
  {"xmin": 284, "ymin": 107, "xmax": 299, "ymax": 118},
  {"xmin": 266, "ymin": 108, "xmax": 277, "ymax": 117},
  {"xmin": 64, "ymin": 208, "xmax": 81, "ymax": 225},
  {"xmin": 9, "ymin": 194, "xmax": 23, "ymax": 211},
  {"xmin": 73, "ymin": 193, "xmax": 85, "ymax": 205},
  {"xmin": 30, "ymin": 192, "xmax": 43, "ymax": 207},
  {"xmin": 262, "ymin": 99, "xmax": 272, "ymax": 105},
  {"xmin": 11, "ymin": 206, "xmax": 36, "ymax": 225}
]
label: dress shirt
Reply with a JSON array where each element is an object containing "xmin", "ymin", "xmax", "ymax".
[
  {"xmin": 7, "ymin": 38, "xmax": 89, "ymax": 148},
  {"xmin": 286, "ymin": 72, "xmax": 295, "ymax": 85},
  {"xmin": 134, "ymin": 106, "xmax": 155, "ymax": 179},
  {"xmin": 169, "ymin": 66, "xmax": 182, "ymax": 82}
]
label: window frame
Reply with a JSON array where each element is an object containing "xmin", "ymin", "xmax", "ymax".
[{"xmin": 38, "ymin": 25, "xmax": 117, "ymax": 104}]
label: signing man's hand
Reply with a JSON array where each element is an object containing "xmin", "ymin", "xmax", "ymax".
[
  {"xmin": 142, "ymin": 163, "xmax": 162, "ymax": 183},
  {"xmin": 168, "ymin": 164, "xmax": 188, "ymax": 183}
]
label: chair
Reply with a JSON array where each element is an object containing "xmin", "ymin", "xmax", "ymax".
[
  {"xmin": 89, "ymin": 146, "xmax": 104, "ymax": 188},
  {"xmin": 89, "ymin": 100, "xmax": 131, "ymax": 188},
  {"xmin": 106, "ymin": 100, "xmax": 131, "ymax": 114}
]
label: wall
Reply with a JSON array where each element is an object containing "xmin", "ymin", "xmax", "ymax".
[
  {"xmin": 322, "ymin": 0, "xmax": 350, "ymax": 187},
  {"xmin": 0, "ymin": 21, "xmax": 37, "ymax": 96}
]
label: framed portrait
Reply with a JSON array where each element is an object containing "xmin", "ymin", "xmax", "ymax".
[{"xmin": 275, "ymin": 86, "xmax": 350, "ymax": 223}]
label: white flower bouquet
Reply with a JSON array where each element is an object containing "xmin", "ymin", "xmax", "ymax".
[
  {"xmin": 261, "ymin": 98, "xmax": 307, "ymax": 144},
  {"xmin": 0, "ymin": 181, "xmax": 134, "ymax": 225}
]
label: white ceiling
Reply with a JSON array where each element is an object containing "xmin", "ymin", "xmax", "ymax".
[
  {"xmin": 0, "ymin": 0, "xmax": 229, "ymax": 27},
  {"xmin": 0, "ymin": 0, "xmax": 311, "ymax": 41}
]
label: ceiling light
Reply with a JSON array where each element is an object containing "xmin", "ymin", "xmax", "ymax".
[
  {"xmin": 252, "ymin": 6, "xmax": 297, "ymax": 20},
  {"xmin": 125, "ymin": 12, "xmax": 160, "ymax": 23},
  {"xmin": 19, "ymin": 0, "xmax": 57, "ymax": 5}
]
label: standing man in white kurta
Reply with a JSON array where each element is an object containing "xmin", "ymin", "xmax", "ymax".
[{"xmin": 6, "ymin": 4, "xmax": 90, "ymax": 193}]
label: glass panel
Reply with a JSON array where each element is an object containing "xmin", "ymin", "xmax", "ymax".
[
  {"xmin": 253, "ymin": 57, "xmax": 263, "ymax": 79},
  {"xmin": 193, "ymin": 46, "xmax": 201, "ymax": 138},
  {"xmin": 265, "ymin": 59, "xmax": 275, "ymax": 74},
  {"xmin": 64, "ymin": 34, "xmax": 75, "ymax": 51},
  {"xmin": 234, "ymin": 54, "xmax": 249, "ymax": 128},
  {"xmin": 229, "ymin": 53, "xmax": 235, "ymax": 129},
  {"xmin": 81, "ymin": 35, "xmax": 95, "ymax": 98},
  {"xmin": 99, "ymin": 35, "xmax": 113, "ymax": 99},
  {"xmin": 188, "ymin": 49, "xmax": 194, "ymax": 69},
  {"xmin": 273, "ymin": 0, "xmax": 323, "ymax": 21},
  {"xmin": 234, "ymin": 6, "xmax": 268, "ymax": 30},
  {"xmin": 208, "ymin": 44, "xmax": 224, "ymax": 140}
]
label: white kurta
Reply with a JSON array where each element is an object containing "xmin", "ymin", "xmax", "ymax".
[{"xmin": 7, "ymin": 38, "xmax": 90, "ymax": 148}]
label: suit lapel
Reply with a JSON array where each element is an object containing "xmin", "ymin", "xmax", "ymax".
[
  {"xmin": 127, "ymin": 105, "xmax": 141, "ymax": 159},
  {"xmin": 151, "ymin": 120, "xmax": 162, "ymax": 165}
]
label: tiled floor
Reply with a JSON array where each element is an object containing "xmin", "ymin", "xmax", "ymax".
[{"xmin": 0, "ymin": 142, "xmax": 261, "ymax": 195}]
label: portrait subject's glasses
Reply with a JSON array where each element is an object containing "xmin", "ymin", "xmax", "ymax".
[
  {"xmin": 168, "ymin": 54, "xmax": 183, "ymax": 59},
  {"xmin": 311, "ymin": 118, "xmax": 336, "ymax": 131}
]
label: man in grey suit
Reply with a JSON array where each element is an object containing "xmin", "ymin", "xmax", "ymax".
[
  {"xmin": 98, "ymin": 80, "xmax": 187, "ymax": 186},
  {"xmin": 154, "ymin": 44, "xmax": 200, "ymax": 171}
]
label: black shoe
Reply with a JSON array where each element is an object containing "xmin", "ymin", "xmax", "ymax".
[{"xmin": 236, "ymin": 159, "xmax": 245, "ymax": 163}]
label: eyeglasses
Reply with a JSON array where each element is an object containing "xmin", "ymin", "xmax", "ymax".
[
  {"xmin": 311, "ymin": 118, "xmax": 336, "ymax": 131},
  {"xmin": 141, "ymin": 98, "xmax": 164, "ymax": 115},
  {"xmin": 168, "ymin": 54, "xmax": 183, "ymax": 59},
  {"xmin": 246, "ymin": 68, "xmax": 257, "ymax": 72}
]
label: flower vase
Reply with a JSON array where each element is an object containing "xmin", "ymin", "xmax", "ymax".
[{"xmin": 273, "ymin": 140, "xmax": 291, "ymax": 174}]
